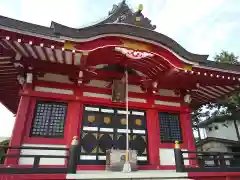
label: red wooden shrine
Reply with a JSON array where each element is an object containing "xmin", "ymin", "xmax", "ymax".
[{"xmin": 0, "ymin": 1, "xmax": 240, "ymax": 180}]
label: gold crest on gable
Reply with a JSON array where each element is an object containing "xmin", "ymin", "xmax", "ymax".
[{"xmin": 120, "ymin": 40, "xmax": 151, "ymax": 51}]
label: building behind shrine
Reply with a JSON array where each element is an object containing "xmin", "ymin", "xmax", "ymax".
[{"xmin": 0, "ymin": 1, "xmax": 240, "ymax": 179}]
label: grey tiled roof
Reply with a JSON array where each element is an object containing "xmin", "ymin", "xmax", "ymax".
[
  {"xmin": 0, "ymin": 15, "xmax": 240, "ymax": 72},
  {"xmin": 196, "ymin": 137, "xmax": 240, "ymax": 147},
  {"xmin": 0, "ymin": 15, "xmax": 57, "ymax": 37},
  {"xmin": 198, "ymin": 60, "xmax": 240, "ymax": 72}
]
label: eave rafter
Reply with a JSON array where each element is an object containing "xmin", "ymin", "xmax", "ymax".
[
  {"xmin": 0, "ymin": 38, "xmax": 21, "ymax": 113},
  {"xmin": 0, "ymin": 30, "xmax": 240, "ymax": 110}
]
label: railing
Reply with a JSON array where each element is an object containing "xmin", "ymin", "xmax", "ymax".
[
  {"xmin": 0, "ymin": 136, "xmax": 79, "ymax": 174},
  {"xmin": 174, "ymin": 144, "xmax": 240, "ymax": 172}
]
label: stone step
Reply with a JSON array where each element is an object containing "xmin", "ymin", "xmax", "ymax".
[{"xmin": 66, "ymin": 170, "xmax": 191, "ymax": 179}]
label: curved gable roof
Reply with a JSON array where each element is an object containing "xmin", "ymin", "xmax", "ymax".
[
  {"xmin": 1, "ymin": 15, "xmax": 240, "ymax": 72},
  {"xmin": 51, "ymin": 22, "xmax": 208, "ymax": 63}
]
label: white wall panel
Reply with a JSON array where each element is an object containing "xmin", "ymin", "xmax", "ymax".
[
  {"xmin": 159, "ymin": 148, "xmax": 189, "ymax": 166},
  {"xmin": 18, "ymin": 144, "xmax": 67, "ymax": 165},
  {"xmin": 85, "ymin": 80, "xmax": 109, "ymax": 88},
  {"xmin": 158, "ymin": 89, "xmax": 179, "ymax": 97},
  {"xmin": 154, "ymin": 100, "xmax": 180, "ymax": 107},
  {"xmin": 35, "ymin": 86, "xmax": 74, "ymax": 95},
  {"xmin": 128, "ymin": 97, "xmax": 146, "ymax": 103},
  {"xmin": 37, "ymin": 73, "xmax": 74, "ymax": 84},
  {"xmin": 83, "ymin": 92, "xmax": 111, "ymax": 99}
]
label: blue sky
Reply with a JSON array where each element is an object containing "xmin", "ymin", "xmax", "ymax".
[{"xmin": 0, "ymin": 0, "xmax": 240, "ymax": 137}]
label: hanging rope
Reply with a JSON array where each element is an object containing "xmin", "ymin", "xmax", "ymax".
[
  {"xmin": 123, "ymin": 67, "xmax": 131, "ymax": 172},
  {"xmin": 125, "ymin": 69, "xmax": 129, "ymax": 162}
]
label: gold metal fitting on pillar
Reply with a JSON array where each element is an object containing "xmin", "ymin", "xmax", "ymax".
[
  {"xmin": 175, "ymin": 140, "xmax": 180, "ymax": 149},
  {"xmin": 71, "ymin": 136, "xmax": 79, "ymax": 145}
]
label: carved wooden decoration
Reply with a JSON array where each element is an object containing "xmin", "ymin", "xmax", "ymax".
[{"xmin": 115, "ymin": 47, "xmax": 153, "ymax": 60}]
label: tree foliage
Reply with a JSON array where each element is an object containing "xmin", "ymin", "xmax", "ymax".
[
  {"xmin": 192, "ymin": 50, "xmax": 240, "ymax": 138},
  {"xmin": 0, "ymin": 139, "xmax": 9, "ymax": 164},
  {"xmin": 208, "ymin": 50, "xmax": 240, "ymax": 115},
  {"xmin": 215, "ymin": 51, "xmax": 239, "ymax": 65}
]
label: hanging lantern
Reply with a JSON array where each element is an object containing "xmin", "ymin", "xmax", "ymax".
[
  {"xmin": 184, "ymin": 94, "xmax": 192, "ymax": 103},
  {"xmin": 79, "ymin": 71, "xmax": 83, "ymax": 78},
  {"xmin": 26, "ymin": 73, "xmax": 33, "ymax": 84},
  {"xmin": 152, "ymin": 81, "xmax": 158, "ymax": 94},
  {"xmin": 152, "ymin": 81, "xmax": 158, "ymax": 88},
  {"xmin": 17, "ymin": 75, "xmax": 25, "ymax": 85}
]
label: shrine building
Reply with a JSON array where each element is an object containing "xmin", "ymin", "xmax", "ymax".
[{"xmin": 0, "ymin": 1, "xmax": 240, "ymax": 180}]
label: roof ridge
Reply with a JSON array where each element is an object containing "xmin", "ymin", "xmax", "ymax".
[{"xmin": 0, "ymin": 15, "xmax": 51, "ymax": 28}]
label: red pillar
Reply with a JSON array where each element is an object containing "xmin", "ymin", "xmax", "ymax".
[
  {"xmin": 146, "ymin": 97, "xmax": 160, "ymax": 169},
  {"xmin": 182, "ymin": 108, "xmax": 196, "ymax": 151},
  {"xmin": 65, "ymin": 87, "xmax": 83, "ymax": 148},
  {"xmin": 181, "ymin": 107, "xmax": 196, "ymax": 166},
  {"xmin": 65, "ymin": 101, "xmax": 83, "ymax": 147},
  {"xmin": 5, "ymin": 94, "xmax": 31, "ymax": 164}
]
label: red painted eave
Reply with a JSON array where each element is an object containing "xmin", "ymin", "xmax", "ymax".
[{"xmin": 0, "ymin": 29, "xmax": 239, "ymax": 108}]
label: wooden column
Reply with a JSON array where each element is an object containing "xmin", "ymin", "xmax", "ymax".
[
  {"xmin": 181, "ymin": 107, "xmax": 196, "ymax": 166},
  {"xmin": 65, "ymin": 101, "xmax": 82, "ymax": 147},
  {"xmin": 65, "ymin": 87, "xmax": 83, "ymax": 148},
  {"xmin": 181, "ymin": 108, "xmax": 196, "ymax": 151},
  {"xmin": 5, "ymin": 86, "xmax": 32, "ymax": 164},
  {"xmin": 146, "ymin": 96, "xmax": 160, "ymax": 169}
]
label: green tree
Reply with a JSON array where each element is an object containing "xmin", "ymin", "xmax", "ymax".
[
  {"xmin": 215, "ymin": 50, "xmax": 239, "ymax": 64},
  {"xmin": 0, "ymin": 139, "xmax": 9, "ymax": 164},
  {"xmin": 192, "ymin": 50, "xmax": 240, "ymax": 140},
  {"xmin": 192, "ymin": 107, "xmax": 211, "ymax": 141}
]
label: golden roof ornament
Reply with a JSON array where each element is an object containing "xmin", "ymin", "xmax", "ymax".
[
  {"xmin": 135, "ymin": 4, "xmax": 143, "ymax": 22},
  {"xmin": 138, "ymin": 4, "xmax": 143, "ymax": 11}
]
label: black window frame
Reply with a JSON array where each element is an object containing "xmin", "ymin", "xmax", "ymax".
[
  {"xmin": 30, "ymin": 100, "xmax": 68, "ymax": 138},
  {"xmin": 159, "ymin": 112, "xmax": 183, "ymax": 143}
]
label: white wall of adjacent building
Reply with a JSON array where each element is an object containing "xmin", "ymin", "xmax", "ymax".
[{"xmin": 205, "ymin": 120, "xmax": 240, "ymax": 141}]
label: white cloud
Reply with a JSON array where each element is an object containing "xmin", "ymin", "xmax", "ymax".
[
  {"xmin": 128, "ymin": 0, "xmax": 239, "ymax": 58},
  {"xmin": 129, "ymin": 0, "xmax": 225, "ymax": 35},
  {"xmin": 6, "ymin": 0, "xmax": 87, "ymax": 27},
  {"xmin": 183, "ymin": 21, "xmax": 237, "ymax": 57}
]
